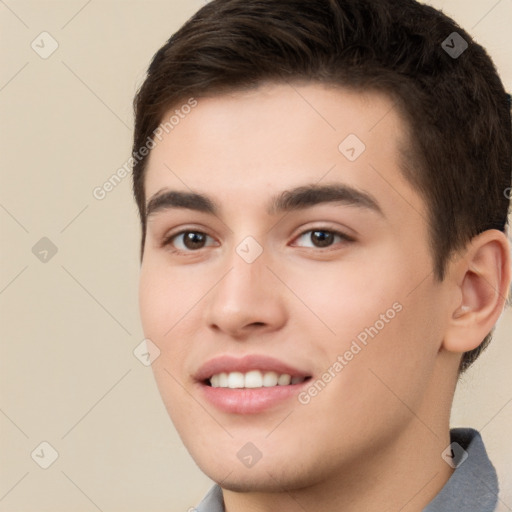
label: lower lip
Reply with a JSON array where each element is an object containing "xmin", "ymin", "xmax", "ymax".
[{"xmin": 199, "ymin": 380, "xmax": 310, "ymax": 414}]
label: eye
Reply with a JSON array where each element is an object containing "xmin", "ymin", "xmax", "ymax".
[
  {"xmin": 163, "ymin": 230, "xmax": 217, "ymax": 252},
  {"xmin": 293, "ymin": 228, "xmax": 354, "ymax": 249}
]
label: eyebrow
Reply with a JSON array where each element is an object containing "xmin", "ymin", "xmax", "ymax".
[{"xmin": 145, "ymin": 183, "xmax": 383, "ymax": 218}]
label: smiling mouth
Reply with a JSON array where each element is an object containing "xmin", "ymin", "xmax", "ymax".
[{"xmin": 205, "ymin": 370, "xmax": 312, "ymax": 389}]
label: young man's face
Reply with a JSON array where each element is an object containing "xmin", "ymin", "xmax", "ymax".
[{"xmin": 139, "ymin": 83, "xmax": 457, "ymax": 491}]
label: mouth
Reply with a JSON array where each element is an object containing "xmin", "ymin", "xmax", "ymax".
[
  {"xmin": 195, "ymin": 354, "xmax": 313, "ymax": 414},
  {"xmin": 206, "ymin": 370, "xmax": 311, "ymax": 389}
]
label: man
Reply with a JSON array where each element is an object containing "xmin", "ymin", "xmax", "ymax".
[{"xmin": 131, "ymin": 0, "xmax": 511, "ymax": 510}]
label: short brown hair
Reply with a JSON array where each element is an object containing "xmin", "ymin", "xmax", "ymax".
[{"xmin": 131, "ymin": 0, "xmax": 511, "ymax": 373}]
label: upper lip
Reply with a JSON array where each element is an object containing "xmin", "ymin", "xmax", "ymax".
[{"xmin": 195, "ymin": 354, "xmax": 312, "ymax": 382}]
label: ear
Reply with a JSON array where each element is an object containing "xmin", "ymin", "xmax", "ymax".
[{"xmin": 442, "ymin": 229, "xmax": 511, "ymax": 354}]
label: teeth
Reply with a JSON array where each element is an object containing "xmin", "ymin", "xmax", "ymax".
[
  {"xmin": 228, "ymin": 372, "xmax": 245, "ymax": 388},
  {"xmin": 278, "ymin": 374, "xmax": 291, "ymax": 385},
  {"xmin": 262, "ymin": 371, "xmax": 279, "ymax": 387},
  {"xmin": 218, "ymin": 372, "xmax": 228, "ymax": 387},
  {"xmin": 244, "ymin": 370, "xmax": 263, "ymax": 388},
  {"xmin": 209, "ymin": 370, "xmax": 307, "ymax": 389}
]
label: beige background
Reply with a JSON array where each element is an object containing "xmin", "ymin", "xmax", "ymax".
[{"xmin": 0, "ymin": 0, "xmax": 511, "ymax": 510}]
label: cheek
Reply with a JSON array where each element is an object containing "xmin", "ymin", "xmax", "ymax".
[
  {"xmin": 282, "ymin": 252, "xmax": 404, "ymax": 343},
  {"xmin": 138, "ymin": 259, "xmax": 214, "ymax": 389},
  {"xmin": 338, "ymin": 285, "xmax": 443, "ymax": 417},
  {"xmin": 294, "ymin": 296, "xmax": 440, "ymax": 452},
  {"xmin": 138, "ymin": 258, "xmax": 201, "ymax": 338},
  {"xmin": 138, "ymin": 263, "xmax": 168, "ymax": 337},
  {"xmin": 138, "ymin": 262, "xmax": 196, "ymax": 420},
  {"xmin": 294, "ymin": 252, "xmax": 440, "ymax": 405}
]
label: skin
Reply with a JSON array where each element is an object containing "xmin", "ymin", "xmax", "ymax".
[{"xmin": 138, "ymin": 83, "xmax": 510, "ymax": 512}]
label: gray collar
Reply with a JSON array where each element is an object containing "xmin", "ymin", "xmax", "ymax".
[
  {"xmin": 196, "ymin": 428, "xmax": 498, "ymax": 512},
  {"xmin": 424, "ymin": 428, "xmax": 498, "ymax": 512},
  {"xmin": 196, "ymin": 484, "xmax": 224, "ymax": 512}
]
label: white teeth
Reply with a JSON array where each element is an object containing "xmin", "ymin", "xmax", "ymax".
[
  {"xmin": 218, "ymin": 372, "xmax": 228, "ymax": 387},
  {"xmin": 227, "ymin": 372, "xmax": 245, "ymax": 389},
  {"xmin": 209, "ymin": 370, "xmax": 307, "ymax": 388},
  {"xmin": 244, "ymin": 370, "xmax": 263, "ymax": 388},
  {"xmin": 277, "ymin": 373, "xmax": 291, "ymax": 386},
  {"xmin": 262, "ymin": 371, "xmax": 278, "ymax": 387}
]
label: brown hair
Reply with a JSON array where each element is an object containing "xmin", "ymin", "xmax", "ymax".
[{"xmin": 132, "ymin": 0, "xmax": 511, "ymax": 373}]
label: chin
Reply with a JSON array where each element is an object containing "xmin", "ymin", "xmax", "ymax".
[{"xmin": 192, "ymin": 452, "xmax": 321, "ymax": 493}]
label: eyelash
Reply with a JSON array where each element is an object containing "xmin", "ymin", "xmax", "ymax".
[{"xmin": 161, "ymin": 227, "xmax": 354, "ymax": 255}]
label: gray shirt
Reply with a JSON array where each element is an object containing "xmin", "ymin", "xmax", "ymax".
[{"xmin": 196, "ymin": 428, "xmax": 499, "ymax": 512}]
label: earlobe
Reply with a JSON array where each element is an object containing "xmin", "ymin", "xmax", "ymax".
[{"xmin": 442, "ymin": 229, "xmax": 511, "ymax": 354}]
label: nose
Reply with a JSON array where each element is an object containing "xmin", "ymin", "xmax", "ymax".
[{"xmin": 204, "ymin": 248, "xmax": 288, "ymax": 340}]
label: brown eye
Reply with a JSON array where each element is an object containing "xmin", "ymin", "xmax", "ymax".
[
  {"xmin": 164, "ymin": 231, "xmax": 216, "ymax": 252},
  {"xmin": 182, "ymin": 232, "xmax": 207, "ymax": 250},
  {"xmin": 310, "ymin": 230, "xmax": 335, "ymax": 247},
  {"xmin": 294, "ymin": 229, "xmax": 353, "ymax": 249}
]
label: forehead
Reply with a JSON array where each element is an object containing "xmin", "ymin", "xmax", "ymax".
[{"xmin": 143, "ymin": 82, "xmax": 426, "ymax": 222}]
